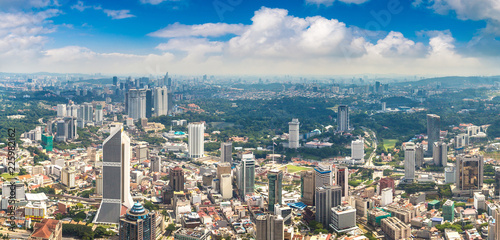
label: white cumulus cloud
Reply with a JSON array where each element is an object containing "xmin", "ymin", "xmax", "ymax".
[
  {"xmin": 149, "ymin": 22, "xmax": 246, "ymax": 38},
  {"xmin": 103, "ymin": 9, "xmax": 135, "ymax": 20}
]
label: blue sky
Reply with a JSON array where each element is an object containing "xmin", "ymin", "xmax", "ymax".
[{"xmin": 0, "ymin": 0, "xmax": 499, "ymax": 76}]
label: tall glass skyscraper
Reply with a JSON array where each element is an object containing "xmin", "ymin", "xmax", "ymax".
[
  {"xmin": 94, "ymin": 123, "xmax": 133, "ymax": 224},
  {"xmin": 268, "ymin": 169, "xmax": 283, "ymax": 212},
  {"xmin": 238, "ymin": 153, "xmax": 255, "ymax": 201}
]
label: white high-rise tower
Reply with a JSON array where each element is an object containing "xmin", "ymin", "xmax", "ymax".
[
  {"xmin": 94, "ymin": 123, "xmax": 133, "ymax": 224},
  {"xmin": 337, "ymin": 105, "xmax": 349, "ymax": 132},
  {"xmin": 288, "ymin": 118, "xmax": 300, "ymax": 149},
  {"xmin": 188, "ymin": 122, "xmax": 204, "ymax": 159},
  {"xmin": 154, "ymin": 87, "xmax": 168, "ymax": 117},
  {"xmin": 404, "ymin": 142, "xmax": 416, "ymax": 183}
]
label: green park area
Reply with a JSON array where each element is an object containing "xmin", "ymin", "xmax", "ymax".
[
  {"xmin": 281, "ymin": 165, "xmax": 312, "ymax": 173},
  {"xmin": 383, "ymin": 139, "xmax": 398, "ymax": 150}
]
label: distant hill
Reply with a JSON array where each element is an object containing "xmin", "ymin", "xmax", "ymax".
[{"xmin": 395, "ymin": 76, "xmax": 500, "ymax": 88}]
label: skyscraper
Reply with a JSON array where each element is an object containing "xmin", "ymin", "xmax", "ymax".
[
  {"xmin": 150, "ymin": 155, "xmax": 161, "ymax": 173},
  {"xmin": 351, "ymin": 139, "xmax": 364, "ymax": 164},
  {"xmin": 427, "ymin": 114, "xmax": 441, "ymax": 156},
  {"xmin": 167, "ymin": 90, "xmax": 174, "ymax": 114},
  {"xmin": 154, "ymin": 87, "xmax": 169, "ymax": 117},
  {"xmin": 300, "ymin": 170, "xmax": 315, "ymax": 206},
  {"xmin": 237, "ymin": 153, "xmax": 255, "ymax": 201},
  {"xmin": 315, "ymin": 163, "xmax": 332, "ymax": 188},
  {"xmin": 268, "ymin": 170, "xmax": 283, "ymax": 212},
  {"xmin": 337, "ymin": 105, "xmax": 349, "ymax": 132},
  {"xmin": 255, "ymin": 214, "xmax": 284, "ymax": 240},
  {"xmin": 335, "ymin": 166, "xmax": 349, "ymax": 198},
  {"xmin": 188, "ymin": 122, "xmax": 204, "ymax": 159},
  {"xmin": 82, "ymin": 103, "xmax": 93, "ymax": 124},
  {"xmin": 288, "ymin": 118, "xmax": 299, "ymax": 149},
  {"xmin": 94, "ymin": 123, "xmax": 134, "ymax": 224},
  {"xmin": 128, "ymin": 89, "xmax": 147, "ymax": 120},
  {"xmin": 404, "ymin": 142, "xmax": 416, "ymax": 183},
  {"xmin": 315, "ymin": 185, "xmax": 342, "ymax": 227},
  {"xmin": 113, "ymin": 76, "xmax": 118, "ymax": 86},
  {"xmin": 220, "ymin": 174, "xmax": 232, "ymax": 200},
  {"xmin": 57, "ymin": 104, "xmax": 66, "ymax": 117},
  {"xmin": 56, "ymin": 117, "xmax": 77, "ymax": 142},
  {"xmin": 119, "ymin": 202, "xmax": 164, "ymax": 240},
  {"xmin": 415, "ymin": 143, "xmax": 424, "ymax": 169},
  {"xmin": 220, "ymin": 142, "xmax": 232, "ymax": 163},
  {"xmin": 95, "ymin": 104, "xmax": 103, "ymax": 125},
  {"xmin": 433, "ymin": 141, "xmax": 447, "ymax": 167},
  {"xmin": 217, "ymin": 162, "xmax": 231, "ymax": 180},
  {"xmin": 169, "ymin": 167, "xmax": 185, "ymax": 192},
  {"xmin": 145, "ymin": 89, "xmax": 153, "ymax": 118},
  {"xmin": 456, "ymin": 154, "xmax": 484, "ymax": 195}
]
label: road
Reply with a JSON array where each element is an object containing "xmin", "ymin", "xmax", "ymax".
[
  {"xmin": 363, "ymin": 128, "xmax": 377, "ymax": 167},
  {"xmin": 0, "ymin": 228, "xmax": 31, "ymax": 239}
]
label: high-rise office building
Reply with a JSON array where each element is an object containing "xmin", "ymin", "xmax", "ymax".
[
  {"xmin": 119, "ymin": 202, "xmax": 164, "ymax": 240},
  {"xmin": 404, "ymin": 142, "xmax": 415, "ymax": 183},
  {"xmin": 300, "ymin": 170, "xmax": 315, "ymax": 206},
  {"xmin": 255, "ymin": 214, "xmax": 284, "ymax": 240},
  {"xmin": 335, "ymin": 166, "xmax": 349, "ymax": 198},
  {"xmin": 330, "ymin": 205, "xmax": 356, "ymax": 233},
  {"xmin": 380, "ymin": 188, "xmax": 393, "ymax": 207},
  {"xmin": 154, "ymin": 87, "xmax": 169, "ymax": 117},
  {"xmin": 188, "ymin": 122, "xmax": 204, "ymax": 159},
  {"xmin": 268, "ymin": 170, "xmax": 283, "ymax": 212},
  {"xmin": 82, "ymin": 103, "xmax": 93, "ymax": 124},
  {"xmin": 167, "ymin": 91, "xmax": 173, "ymax": 114},
  {"xmin": 96, "ymin": 174, "xmax": 103, "ymax": 195},
  {"xmin": 337, "ymin": 105, "xmax": 349, "ymax": 132},
  {"xmin": 113, "ymin": 76, "xmax": 118, "ymax": 86},
  {"xmin": 94, "ymin": 123, "xmax": 134, "ymax": 224},
  {"xmin": 351, "ymin": 139, "xmax": 364, "ymax": 164},
  {"xmin": 220, "ymin": 174, "xmax": 232, "ymax": 200},
  {"xmin": 145, "ymin": 89, "xmax": 153, "ymax": 118},
  {"xmin": 61, "ymin": 167, "xmax": 77, "ymax": 189},
  {"xmin": 150, "ymin": 155, "xmax": 161, "ymax": 173},
  {"xmin": 379, "ymin": 178, "xmax": 395, "ymax": 194},
  {"xmin": 288, "ymin": 118, "xmax": 299, "ymax": 149},
  {"xmin": 169, "ymin": 167, "xmax": 185, "ymax": 192},
  {"xmin": 67, "ymin": 105, "xmax": 79, "ymax": 118},
  {"xmin": 455, "ymin": 133, "xmax": 469, "ymax": 150},
  {"xmin": 128, "ymin": 89, "xmax": 147, "ymax": 120},
  {"xmin": 456, "ymin": 154, "xmax": 484, "ymax": 195},
  {"xmin": 55, "ymin": 117, "xmax": 77, "ymax": 142},
  {"xmin": 315, "ymin": 163, "xmax": 332, "ymax": 188},
  {"xmin": 220, "ymin": 142, "xmax": 232, "ymax": 163},
  {"xmin": 315, "ymin": 185, "xmax": 342, "ymax": 227},
  {"xmin": 427, "ymin": 114, "xmax": 441, "ymax": 156},
  {"xmin": 217, "ymin": 162, "xmax": 231, "ymax": 180},
  {"xmin": 433, "ymin": 141, "xmax": 447, "ymax": 167},
  {"xmin": 162, "ymin": 166, "xmax": 185, "ymax": 205},
  {"xmin": 237, "ymin": 153, "xmax": 255, "ymax": 201},
  {"xmin": 57, "ymin": 104, "xmax": 66, "ymax": 117},
  {"xmin": 415, "ymin": 143, "xmax": 424, "ymax": 169},
  {"xmin": 95, "ymin": 104, "xmax": 103, "ymax": 125}
]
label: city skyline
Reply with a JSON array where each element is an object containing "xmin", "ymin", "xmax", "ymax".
[{"xmin": 0, "ymin": 0, "xmax": 500, "ymax": 75}]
